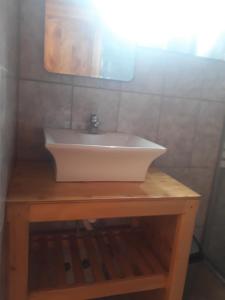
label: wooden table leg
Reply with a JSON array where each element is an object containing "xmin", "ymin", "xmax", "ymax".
[
  {"xmin": 7, "ymin": 204, "xmax": 29, "ymax": 300},
  {"xmin": 165, "ymin": 199, "xmax": 199, "ymax": 300}
]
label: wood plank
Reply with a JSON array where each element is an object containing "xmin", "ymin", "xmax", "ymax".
[
  {"xmin": 107, "ymin": 231, "xmax": 134, "ymax": 278},
  {"xmin": 61, "ymin": 237, "xmax": 75, "ymax": 285},
  {"xmin": 29, "ymin": 238, "xmax": 42, "ymax": 291},
  {"xmin": 121, "ymin": 232, "xmax": 152, "ymax": 276},
  {"xmin": 102, "ymin": 233, "xmax": 124, "ymax": 279},
  {"xmin": 69, "ymin": 235, "xmax": 84, "ymax": 285},
  {"xmin": 7, "ymin": 204, "xmax": 29, "ymax": 300},
  {"xmin": 54, "ymin": 236, "xmax": 67, "ymax": 287},
  {"xmin": 83, "ymin": 235, "xmax": 105, "ymax": 282},
  {"xmin": 90, "ymin": 235, "xmax": 110, "ymax": 280},
  {"xmin": 114, "ymin": 233, "xmax": 141, "ymax": 276},
  {"xmin": 29, "ymin": 274, "xmax": 167, "ymax": 300},
  {"xmin": 29, "ymin": 200, "xmax": 188, "ymax": 222},
  {"xmin": 7, "ymin": 162, "xmax": 200, "ymax": 204},
  {"xmin": 76, "ymin": 237, "xmax": 94, "ymax": 283},
  {"xmin": 95, "ymin": 233, "xmax": 119, "ymax": 280},
  {"xmin": 38, "ymin": 237, "xmax": 51, "ymax": 289},
  {"xmin": 132, "ymin": 233, "xmax": 165, "ymax": 274}
]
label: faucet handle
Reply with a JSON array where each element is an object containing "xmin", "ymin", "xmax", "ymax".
[
  {"xmin": 88, "ymin": 113, "xmax": 101, "ymax": 133},
  {"xmin": 90, "ymin": 113, "xmax": 98, "ymax": 122},
  {"xmin": 90, "ymin": 113, "xmax": 101, "ymax": 126}
]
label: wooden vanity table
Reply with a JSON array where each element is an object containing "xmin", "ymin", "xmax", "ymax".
[{"xmin": 6, "ymin": 162, "xmax": 199, "ymax": 300}]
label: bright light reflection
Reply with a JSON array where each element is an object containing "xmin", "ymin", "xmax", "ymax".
[{"xmin": 92, "ymin": 0, "xmax": 225, "ymax": 56}]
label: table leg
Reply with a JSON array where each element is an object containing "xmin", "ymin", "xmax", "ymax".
[
  {"xmin": 165, "ymin": 199, "xmax": 199, "ymax": 300},
  {"xmin": 7, "ymin": 204, "xmax": 29, "ymax": 300}
]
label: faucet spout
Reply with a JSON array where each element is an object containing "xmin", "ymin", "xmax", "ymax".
[{"xmin": 88, "ymin": 113, "xmax": 101, "ymax": 134}]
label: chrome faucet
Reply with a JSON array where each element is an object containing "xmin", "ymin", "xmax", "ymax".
[{"xmin": 88, "ymin": 113, "xmax": 101, "ymax": 134}]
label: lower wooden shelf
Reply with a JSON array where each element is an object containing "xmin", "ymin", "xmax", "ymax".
[{"xmin": 29, "ymin": 227, "xmax": 167, "ymax": 300}]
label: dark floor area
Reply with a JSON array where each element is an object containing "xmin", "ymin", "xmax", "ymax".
[{"xmin": 184, "ymin": 262, "xmax": 225, "ymax": 300}]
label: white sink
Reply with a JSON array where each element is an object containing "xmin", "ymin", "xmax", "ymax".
[{"xmin": 44, "ymin": 128, "xmax": 167, "ymax": 182}]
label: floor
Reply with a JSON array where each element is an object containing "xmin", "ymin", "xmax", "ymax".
[{"xmin": 184, "ymin": 262, "xmax": 225, "ymax": 300}]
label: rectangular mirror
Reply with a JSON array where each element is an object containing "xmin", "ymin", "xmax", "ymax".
[{"xmin": 44, "ymin": 0, "xmax": 136, "ymax": 81}]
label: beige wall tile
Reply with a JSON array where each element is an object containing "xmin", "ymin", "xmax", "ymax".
[
  {"xmin": 17, "ymin": 80, "xmax": 72, "ymax": 160},
  {"xmin": 191, "ymin": 101, "xmax": 225, "ymax": 167},
  {"xmin": 118, "ymin": 92, "xmax": 161, "ymax": 140},
  {"xmin": 164, "ymin": 53, "xmax": 204, "ymax": 99},
  {"xmin": 156, "ymin": 97, "xmax": 200, "ymax": 167},
  {"xmin": 72, "ymin": 87, "xmax": 120, "ymax": 132},
  {"xmin": 201, "ymin": 60, "xmax": 225, "ymax": 101},
  {"xmin": 121, "ymin": 48, "xmax": 165, "ymax": 94},
  {"xmin": 161, "ymin": 167, "xmax": 214, "ymax": 228},
  {"xmin": 0, "ymin": 0, "xmax": 19, "ymax": 72}
]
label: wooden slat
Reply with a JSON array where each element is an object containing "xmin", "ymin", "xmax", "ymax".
[
  {"xmin": 29, "ymin": 228, "xmax": 168, "ymax": 299},
  {"xmin": 61, "ymin": 237, "xmax": 75, "ymax": 285},
  {"xmin": 55, "ymin": 236, "xmax": 66, "ymax": 287},
  {"xmin": 29, "ymin": 239, "xmax": 42, "ymax": 291},
  {"xmin": 76, "ymin": 237, "xmax": 94, "ymax": 283},
  {"xmin": 69, "ymin": 235, "xmax": 84, "ymax": 285},
  {"xmin": 103, "ymin": 233, "xmax": 124, "ymax": 278},
  {"xmin": 83, "ymin": 235, "xmax": 105, "ymax": 282},
  {"xmin": 38, "ymin": 237, "xmax": 50, "ymax": 289},
  {"xmin": 107, "ymin": 232, "xmax": 134, "ymax": 278},
  {"xmin": 120, "ymin": 232, "xmax": 152, "ymax": 276},
  {"xmin": 29, "ymin": 274, "xmax": 167, "ymax": 300},
  {"xmin": 114, "ymin": 233, "xmax": 140, "ymax": 276},
  {"xmin": 46, "ymin": 237, "xmax": 59, "ymax": 288},
  {"xmin": 90, "ymin": 235, "xmax": 110, "ymax": 280},
  {"xmin": 95, "ymin": 234, "xmax": 119, "ymax": 280},
  {"xmin": 134, "ymin": 234, "xmax": 165, "ymax": 274}
]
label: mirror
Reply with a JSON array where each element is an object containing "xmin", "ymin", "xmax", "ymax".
[{"xmin": 44, "ymin": 0, "xmax": 136, "ymax": 81}]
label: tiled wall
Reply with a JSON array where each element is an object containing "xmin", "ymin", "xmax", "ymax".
[
  {"xmin": 18, "ymin": 0, "xmax": 225, "ymax": 240},
  {"xmin": 203, "ymin": 147, "xmax": 225, "ymax": 276},
  {"xmin": 0, "ymin": 0, "xmax": 19, "ymax": 296}
]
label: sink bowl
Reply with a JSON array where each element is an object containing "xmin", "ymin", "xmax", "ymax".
[{"xmin": 44, "ymin": 128, "xmax": 167, "ymax": 182}]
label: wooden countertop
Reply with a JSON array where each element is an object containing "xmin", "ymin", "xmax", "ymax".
[{"xmin": 6, "ymin": 162, "xmax": 200, "ymax": 204}]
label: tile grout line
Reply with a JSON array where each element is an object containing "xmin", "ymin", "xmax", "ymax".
[
  {"xmin": 115, "ymin": 89, "xmax": 122, "ymax": 132},
  {"xmin": 155, "ymin": 95, "xmax": 164, "ymax": 143},
  {"xmin": 188, "ymin": 100, "xmax": 202, "ymax": 168},
  {"xmin": 70, "ymin": 85, "xmax": 74, "ymax": 129},
  {"xmin": 18, "ymin": 77, "xmax": 225, "ymax": 105}
]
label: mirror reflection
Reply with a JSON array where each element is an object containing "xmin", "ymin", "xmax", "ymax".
[{"xmin": 44, "ymin": 0, "xmax": 136, "ymax": 81}]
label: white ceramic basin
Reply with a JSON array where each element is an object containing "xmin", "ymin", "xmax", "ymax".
[{"xmin": 44, "ymin": 128, "xmax": 167, "ymax": 182}]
